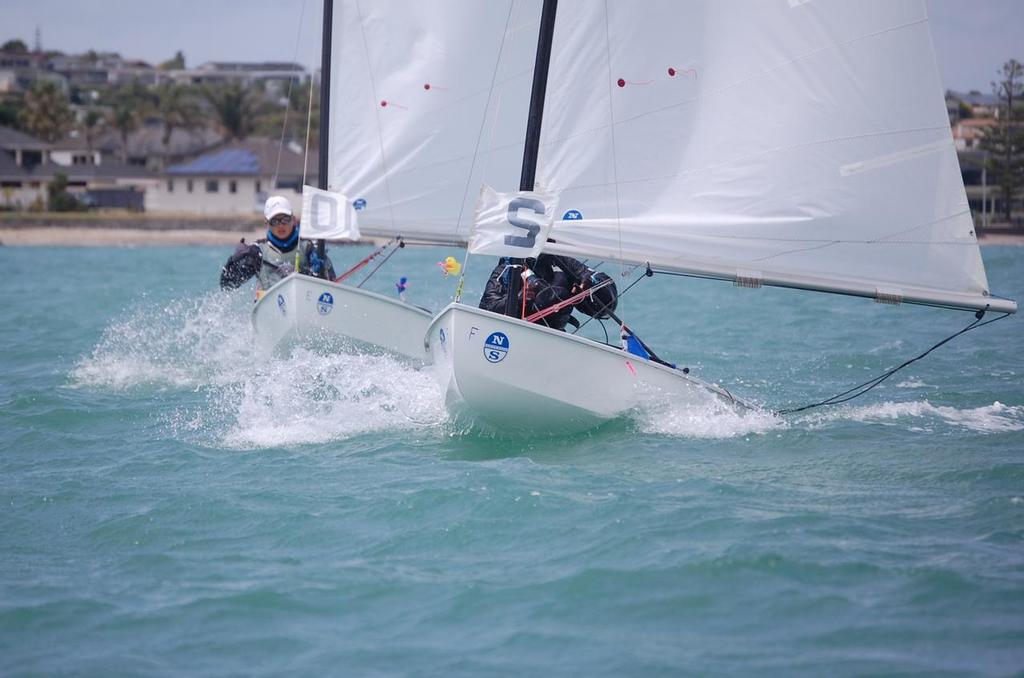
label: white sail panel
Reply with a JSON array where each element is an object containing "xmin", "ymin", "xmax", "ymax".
[
  {"xmin": 327, "ymin": 0, "xmax": 541, "ymax": 244},
  {"xmin": 535, "ymin": 0, "xmax": 1014, "ymax": 312}
]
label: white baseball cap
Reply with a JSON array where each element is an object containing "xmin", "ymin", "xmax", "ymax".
[{"xmin": 264, "ymin": 195, "xmax": 293, "ymax": 220}]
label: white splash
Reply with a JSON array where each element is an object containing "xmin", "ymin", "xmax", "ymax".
[
  {"xmin": 633, "ymin": 390, "xmax": 784, "ymax": 439},
  {"xmin": 216, "ymin": 348, "xmax": 447, "ymax": 449},
  {"xmin": 798, "ymin": 400, "xmax": 1024, "ymax": 433},
  {"xmin": 69, "ymin": 291, "xmax": 252, "ymax": 390},
  {"xmin": 72, "ymin": 290, "xmax": 448, "ymax": 448},
  {"xmin": 896, "ymin": 379, "xmax": 929, "ymax": 389}
]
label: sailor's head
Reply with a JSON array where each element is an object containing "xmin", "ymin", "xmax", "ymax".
[{"xmin": 264, "ymin": 195, "xmax": 297, "ymax": 241}]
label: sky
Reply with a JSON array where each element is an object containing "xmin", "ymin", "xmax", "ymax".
[{"xmin": 3, "ymin": 0, "xmax": 1022, "ymax": 94}]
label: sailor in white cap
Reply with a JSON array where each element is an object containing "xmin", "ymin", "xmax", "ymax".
[{"xmin": 220, "ymin": 195, "xmax": 335, "ymax": 293}]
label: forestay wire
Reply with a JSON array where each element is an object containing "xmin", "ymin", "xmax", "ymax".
[
  {"xmin": 273, "ymin": 0, "xmax": 311, "ymax": 188},
  {"xmin": 453, "ymin": 0, "xmax": 517, "ymax": 302},
  {"xmin": 778, "ymin": 310, "xmax": 1011, "ymax": 414}
]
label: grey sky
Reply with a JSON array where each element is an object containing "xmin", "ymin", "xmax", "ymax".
[{"xmin": 3, "ymin": 0, "xmax": 1022, "ymax": 93}]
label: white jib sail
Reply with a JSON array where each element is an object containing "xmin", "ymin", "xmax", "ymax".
[
  {"xmin": 327, "ymin": 0, "xmax": 542, "ymax": 245},
  {"xmin": 467, "ymin": 184, "xmax": 559, "ymax": 258},
  {"xmin": 533, "ymin": 0, "xmax": 1015, "ymax": 313},
  {"xmin": 300, "ymin": 185, "xmax": 360, "ymax": 241}
]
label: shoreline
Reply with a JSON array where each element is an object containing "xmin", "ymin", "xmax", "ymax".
[{"xmin": 1, "ymin": 225, "xmax": 1022, "ymax": 248}]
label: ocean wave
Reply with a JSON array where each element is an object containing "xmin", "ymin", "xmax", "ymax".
[{"xmin": 797, "ymin": 400, "xmax": 1024, "ymax": 433}]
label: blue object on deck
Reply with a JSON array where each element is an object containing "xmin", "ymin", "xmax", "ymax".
[{"xmin": 624, "ymin": 333, "xmax": 651, "ymax": 360}]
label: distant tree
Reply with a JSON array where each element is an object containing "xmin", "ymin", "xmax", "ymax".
[
  {"xmin": 155, "ymin": 82, "xmax": 202, "ymax": 148},
  {"xmin": 79, "ymin": 107, "xmax": 106, "ymax": 153},
  {"xmin": 1, "ymin": 39, "xmax": 28, "ymax": 53},
  {"xmin": 254, "ymin": 77, "xmax": 320, "ymax": 149},
  {"xmin": 109, "ymin": 81, "xmax": 155, "ymax": 163},
  {"xmin": 979, "ymin": 59, "xmax": 1024, "ymax": 222},
  {"xmin": 203, "ymin": 82, "xmax": 259, "ymax": 141},
  {"xmin": 159, "ymin": 50, "xmax": 186, "ymax": 70},
  {"xmin": 47, "ymin": 172, "xmax": 80, "ymax": 212},
  {"xmin": 19, "ymin": 80, "xmax": 73, "ymax": 142},
  {"xmin": 0, "ymin": 95, "xmax": 24, "ymax": 128}
]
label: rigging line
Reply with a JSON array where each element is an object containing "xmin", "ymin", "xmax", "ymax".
[
  {"xmin": 274, "ymin": 0, "xmax": 311, "ymax": 187},
  {"xmin": 453, "ymin": 0, "xmax": 518, "ymax": 302},
  {"xmin": 777, "ymin": 311, "xmax": 1011, "ymax": 415},
  {"xmin": 333, "ymin": 238, "xmax": 395, "ymax": 283},
  {"xmin": 357, "ymin": 239, "xmax": 402, "ymax": 288},
  {"xmin": 572, "ymin": 263, "xmax": 648, "ymax": 334},
  {"xmin": 601, "ymin": 0, "xmax": 624, "ymax": 265}
]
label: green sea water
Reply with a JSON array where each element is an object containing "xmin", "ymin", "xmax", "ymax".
[{"xmin": 1, "ymin": 243, "xmax": 1022, "ymax": 676}]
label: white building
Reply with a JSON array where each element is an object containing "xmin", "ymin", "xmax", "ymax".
[{"xmin": 146, "ymin": 138, "xmax": 317, "ymax": 216}]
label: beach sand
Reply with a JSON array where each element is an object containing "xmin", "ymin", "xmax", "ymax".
[{"xmin": 0, "ymin": 227, "xmax": 264, "ymax": 247}]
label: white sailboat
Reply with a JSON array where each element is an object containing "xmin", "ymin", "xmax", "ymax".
[
  {"xmin": 252, "ymin": 0, "xmax": 542, "ymax": 361},
  {"xmin": 422, "ymin": 0, "xmax": 1016, "ymax": 432}
]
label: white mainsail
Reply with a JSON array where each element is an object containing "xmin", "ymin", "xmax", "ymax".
[
  {"xmin": 327, "ymin": 0, "xmax": 542, "ymax": 244},
  {"xmin": 253, "ymin": 0, "xmax": 542, "ymax": 361},
  {"xmin": 533, "ymin": 0, "xmax": 1015, "ymax": 313}
]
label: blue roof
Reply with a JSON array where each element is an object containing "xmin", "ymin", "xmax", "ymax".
[{"xmin": 167, "ymin": 148, "xmax": 261, "ymax": 175}]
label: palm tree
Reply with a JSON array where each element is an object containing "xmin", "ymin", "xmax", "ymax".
[
  {"xmin": 109, "ymin": 81, "xmax": 155, "ymax": 163},
  {"xmin": 20, "ymin": 80, "xmax": 73, "ymax": 143},
  {"xmin": 156, "ymin": 83, "xmax": 202, "ymax": 148},
  {"xmin": 79, "ymin": 107, "xmax": 105, "ymax": 154},
  {"xmin": 202, "ymin": 81, "xmax": 259, "ymax": 141}
]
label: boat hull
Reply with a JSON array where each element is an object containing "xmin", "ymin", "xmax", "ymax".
[
  {"xmin": 252, "ymin": 274, "xmax": 433, "ymax": 362},
  {"xmin": 426, "ymin": 303, "xmax": 746, "ymax": 434}
]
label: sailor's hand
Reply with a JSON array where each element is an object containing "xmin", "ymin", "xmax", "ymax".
[{"xmin": 520, "ymin": 268, "xmax": 535, "ymax": 282}]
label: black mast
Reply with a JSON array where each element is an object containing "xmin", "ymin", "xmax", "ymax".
[
  {"xmin": 505, "ymin": 0, "xmax": 559, "ymax": 316},
  {"xmin": 315, "ymin": 0, "xmax": 333, "ymax": 275}
]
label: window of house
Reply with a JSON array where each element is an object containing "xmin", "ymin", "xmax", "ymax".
[
  {"xmin": 206, "ymin": 179, "xmax": 219, "ymax": 193},
  {"xmin": 255, "ymin": 180, "xmax": 261, "ymax": 193},
  {"xmin": 186, "ymin": 179, "xmax": 193, "ymax": 193},
  {"xmin": 229, "ymin": 180, "xmax": 237, "ymax": 194},
  {"xmin": 167, "ymin": 179, "xmax": 174, "ymax": 193}
]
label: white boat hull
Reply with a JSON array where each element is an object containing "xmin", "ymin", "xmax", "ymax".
[
  {"xmin": 252, "ymin": 274, "xmax": 433, "ymax": 362},
  {"xmin": 426, "ymin": 303, "xmax": 747, "ymax": 434}
]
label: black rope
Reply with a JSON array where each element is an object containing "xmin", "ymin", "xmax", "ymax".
[{"xmin": 778, "ymin": 310, "xmax": 1010, "ymax": 415}]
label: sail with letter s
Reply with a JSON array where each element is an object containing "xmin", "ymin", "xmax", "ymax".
[{"xmin": 533, "ymin": 0, "xmax": 1015, "ymax": 313}]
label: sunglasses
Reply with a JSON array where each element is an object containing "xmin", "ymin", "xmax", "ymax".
[{"xmin": 269, "ymin": 215, "xmax": 292, "ymax": 226}]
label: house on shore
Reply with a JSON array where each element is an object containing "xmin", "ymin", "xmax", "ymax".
[
  {"xmin": 146, "ymin": 138, "xmax": 317, "ymax": 216},
  {"xmin": 0, "ymin": 125, "xmax": 156, "ymax": 210}
]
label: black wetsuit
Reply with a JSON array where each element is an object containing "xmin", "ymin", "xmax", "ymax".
[{"xmin": 479, "ymin": 254, "xmax": 593, "ymax": 331}]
